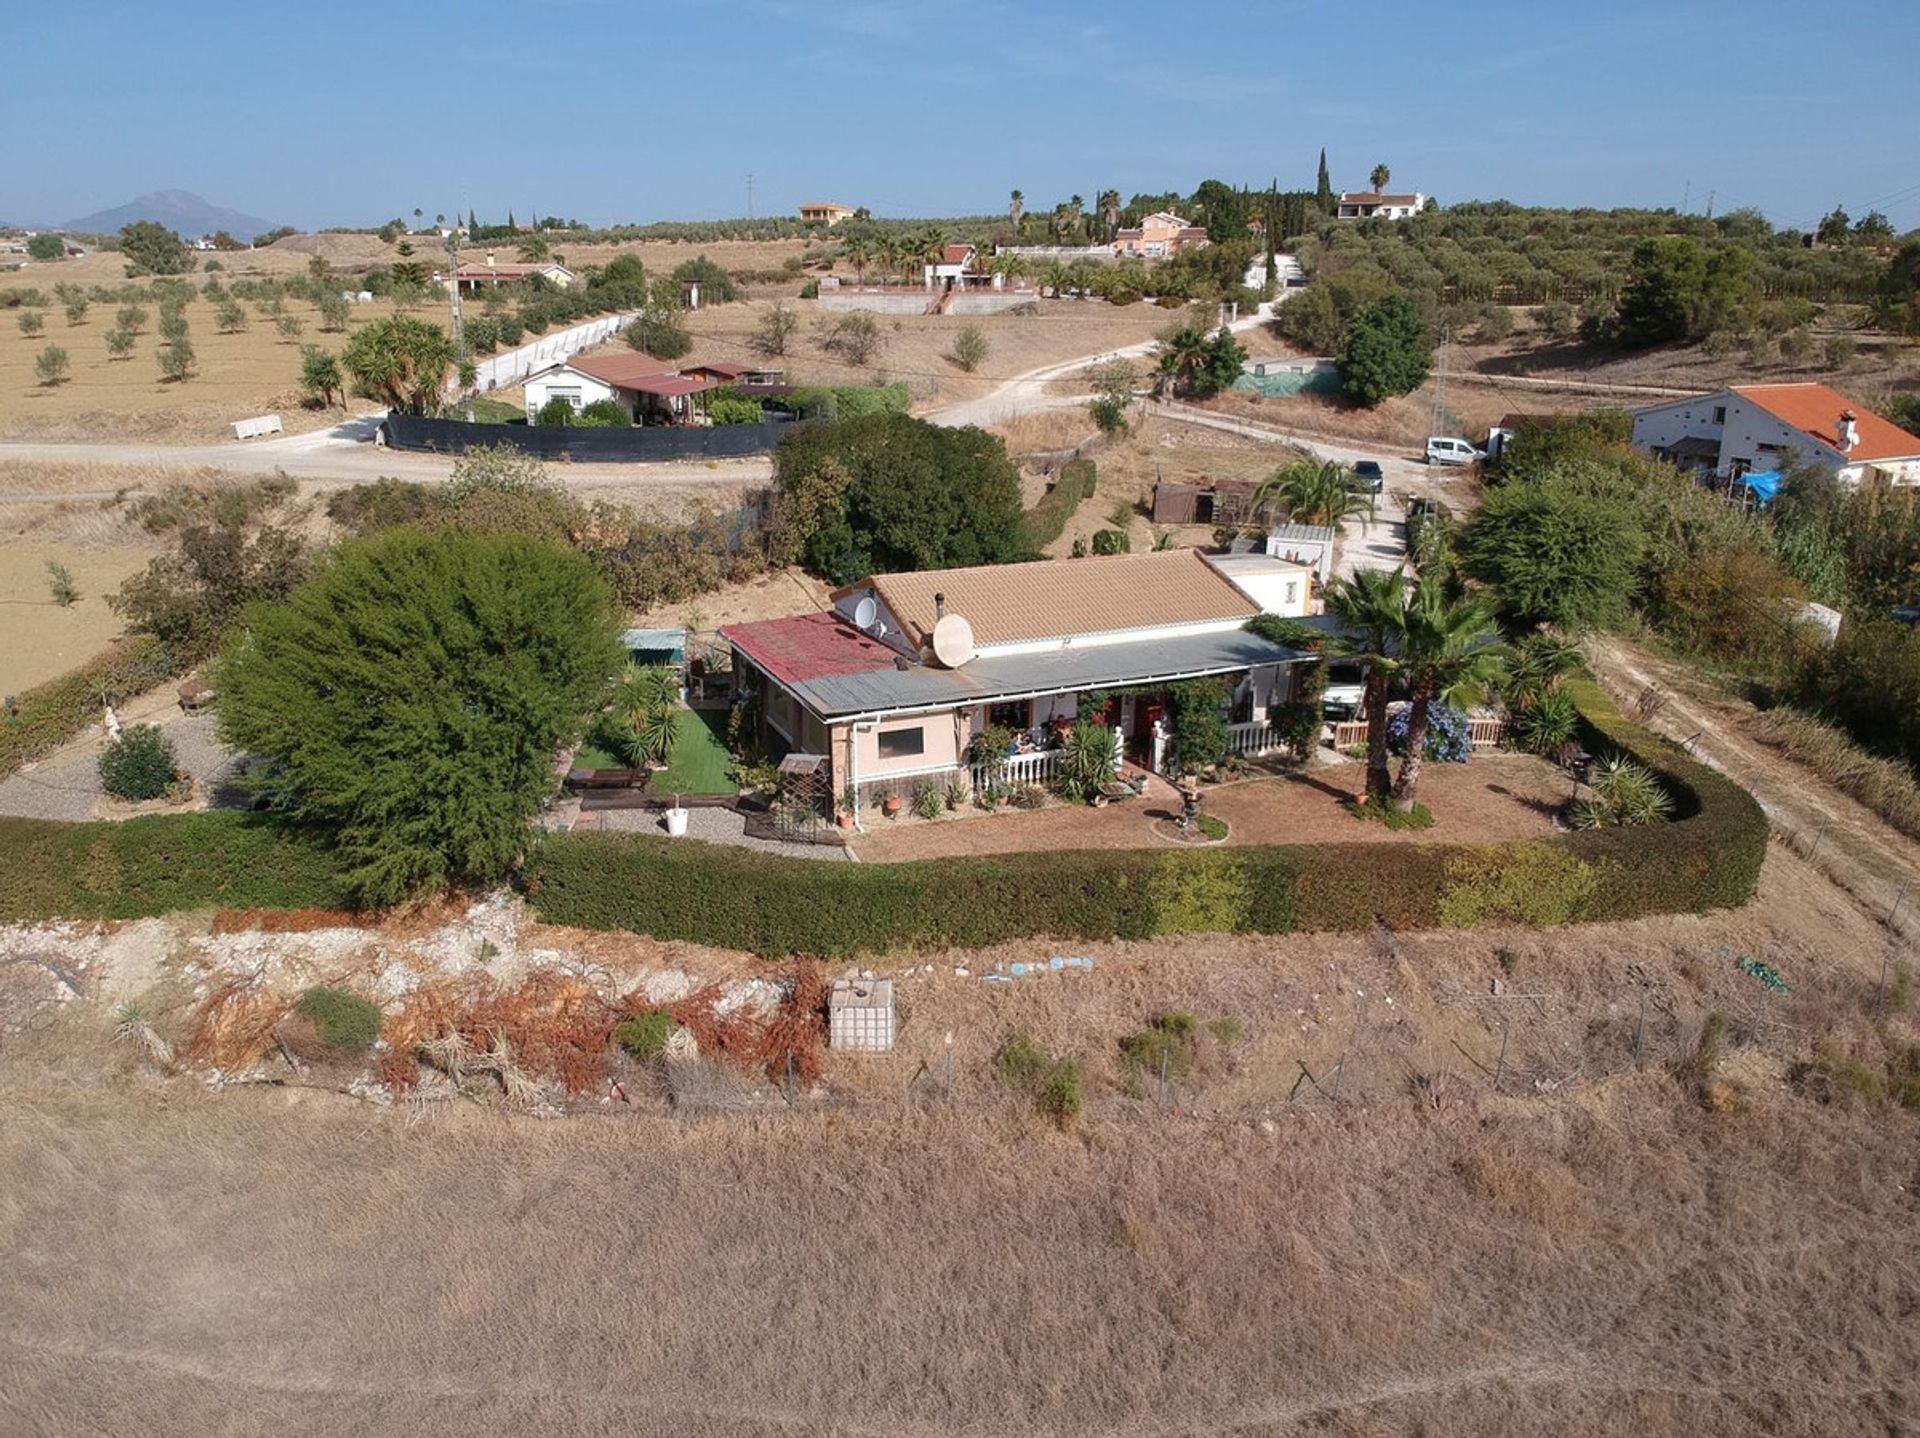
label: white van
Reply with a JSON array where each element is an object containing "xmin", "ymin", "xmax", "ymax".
[{"xmin": 1425, "ymin": 436, "xmax": 1484, "ymax": 466}]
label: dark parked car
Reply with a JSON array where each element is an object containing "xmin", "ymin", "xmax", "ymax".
[{"xmin": 1353, "ymin": 460, "xmax": 1384, "ymax": 494}]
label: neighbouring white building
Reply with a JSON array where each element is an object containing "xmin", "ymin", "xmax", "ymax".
[
  {"xmin": 1335, "ymin": 191, "xmax": 1426, "ymax": 221},
  {"xmin": 1631, "ymin": 383, "xmax": 1920, "ymax": 487},
  {"xmin": 436, "ymin": 256, "xmax": 575, "ymax": 294},
  {"xmin": 520, "ymin": 352, "xmax": 719, "ymax": 425}
]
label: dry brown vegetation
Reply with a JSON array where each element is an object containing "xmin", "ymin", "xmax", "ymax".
[{"xmin": 2, "ymin": 837, "xmax": 1918, "ymax": 1435}]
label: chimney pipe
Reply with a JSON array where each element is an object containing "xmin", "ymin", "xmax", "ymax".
[
  {"xmin": 1838, "ymin": 409, "xmax": 1858, "ymax": 452},
  {"xmin": 934, "ymin": 592, "xmax": 946, "ymax": 620}
]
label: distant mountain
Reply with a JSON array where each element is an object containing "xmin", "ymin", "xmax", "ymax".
[{"xmin": 60, "ymin": 189, "xmax": 280, "ymax": 242}]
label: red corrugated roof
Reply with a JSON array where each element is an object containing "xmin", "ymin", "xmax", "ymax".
[
  {"xmin": 723, "ymin": 612, "xmax": 901, "ymax": 687},
  {"xmin": 569, "ymin": 353, "xmax": 673, "ymax": 387},
  {"xmin": 1732, "ymin": 384, "xmax": 1920, "ymax": 463},
  {"xmin": 622, "ymin": 373, "xmax": 719, "ymax": 398}
]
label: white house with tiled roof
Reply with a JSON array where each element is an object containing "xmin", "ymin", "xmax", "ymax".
[{"xmin": 1632, "ymin": 383, "xmax": 1920, "ymax": 487}]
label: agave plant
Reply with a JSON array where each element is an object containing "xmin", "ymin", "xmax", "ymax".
[
  {"xmin": 1568, "ymin": 755, "xmax": 1674, "ymax": 829},
  {"xmin": 1057, "ymin": 721, "xmax": 1121, "ymax": 803},
  {"xmin": 612, "ymin": 662, "xmax": 681, "ymax": 773}
]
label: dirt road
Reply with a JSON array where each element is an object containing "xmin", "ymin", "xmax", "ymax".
[{"xmin": 1587, "ymin": 636, "xmax": 1920, "ymax": 933}]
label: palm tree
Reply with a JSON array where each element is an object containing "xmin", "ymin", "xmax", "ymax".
[
  {"xmin": 1369, "ymin": 163, "xmax": 1391, "ymax": 195},
  {"xmin": 1252, "ymin": 459, "xmax": 1371, "ymax": 528},
  {"xmin": 1390, "ymin": 580, "xmax": 1506, "ymax": 810},
  {"xmin": 1098, "ymin": 189, "xmax": 1121, "ymax": 243},
  {"xmin": 1323, "ymin": 568, "xmax": 1409, "ymax": 803},
  {"xmin": 842, "ymin": 235, "xmax": 871, "ymax": 288},
  {"xmin": 1155, "ymin": 327, "xmax": 1210, "ymax": 396},
  {"xmin": 1041, "ymin": 262, "xmax": 1072, "ymax": 298},
  {"xmin": 1068, "ymin": 194, "xmax": 1085, "ymax": 240},
  {"xmin": 874, "ymin": 234, "xmax": 902, "ymax": 287},
  {"xmin": 919, "ymin": 229, "xmax": 948, "ymax": 282},
  {"xmin": 612, "ymin": 662, "xmax": 682, "ymax": 783},
  {"xmin": 1009, "ymin": 189, "xmax": 1024, "ymax": 234}
]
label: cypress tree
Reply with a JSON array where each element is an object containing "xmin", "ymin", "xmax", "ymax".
[{"xmin": 1316, "ymin": 148, "xmax": 1333, "ymax": 213}]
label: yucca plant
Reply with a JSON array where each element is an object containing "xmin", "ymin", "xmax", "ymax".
[
  {"xmin": 1569, "ymin": 755, "xmax": 1674, "ymax": 829},
  {"xmin": 1057, "ymin": 721, "xmax": 1120, "ymax": 802},
  {"xmin": 612, "ymin": 662, "xmax": 681, "ymax": 774}
]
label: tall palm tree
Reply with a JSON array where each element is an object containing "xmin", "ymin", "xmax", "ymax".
[
  {"xmin": 1041, "ymin": 262, "xmax": 1072, "ymax": 298},
  {"xmin": 1098, "ymin": 189, "xmax": 1121, "ymax": 243},
  {"xmin": 1009, "ymin": 189, "xmax": 1024, "ymax": 234},
  {"xmin": 842, "ymin": 235, "xmax": 872, "ymax": 288},
  {"xmin": 1390, "ymin": 580, "xmax": 1506, "ymax": 810},
  {"xmin": 1325, "ymin": 567, "xmax": 1410, "ymax": 804},
  {"xmin": 1252, "ymin": 459, "xmax": 1371, "ymax": 528},
  {"xmin": 1155, "ymin": 327, "xmax": 1210, "ymax": 396},
  {"xmin": 1068, "ymin": 194, "xmax": 1085, "ymax": 242},
  {"xmin": 919, "ymin": 229, "xmax": 948, "ymax": 280},
  {"xmin": 874, "ymin": 234, "xmax": 902, "ymax": 287},
  {"xmin": 1369, "ymin": 163, "xmax": 1392, "ymax": 195}
]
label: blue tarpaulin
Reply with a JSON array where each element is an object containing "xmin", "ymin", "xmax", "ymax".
[{"xmin": 1738, "ymin": 470, "xmax": 1782, "ymax": 506}]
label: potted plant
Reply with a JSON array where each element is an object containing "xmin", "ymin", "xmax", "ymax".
[
  {"xmin": 664, "ymin": 794, "xmax": 690, "ymax": 837},
  {"xmin": 882, "ymin": 791, "xmax": 904, "ymax": 818},
  {"xmin": 835, "ymin": 785, "xmax": 858, "ymax": 829}
]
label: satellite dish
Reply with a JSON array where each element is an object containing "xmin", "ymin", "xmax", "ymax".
[
  {"xmin": 852, "ymin": 595, "xmax": 879, "ymax": 630},
  {"xmin": 931, "ymin": 613, "xmax": 975, "ymax": 668}
]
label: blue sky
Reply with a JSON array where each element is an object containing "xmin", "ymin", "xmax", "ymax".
[{"xmin": 8, "ymin": 0, "xmax": 1919, "ymax": 233}]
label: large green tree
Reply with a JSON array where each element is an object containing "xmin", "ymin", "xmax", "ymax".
[
  {"xmin": 771, "ymin": 412, "xmax": 1027, "ymax": 582},
  {"xmin": 1614, "ymin": 236, "xmax": 1753, "ymax": 346},
  {"xmin": 1461, "ymin": 477, "xmax": 1645, "ymax": 630},
  {"xmin": 117, "ymin": 221, "xmax": 192, "ymax": 276},
  {"xmin": 1339, "ymin": 294, "xmax": 1431, "ymax": 406},
  {"xmin": 216, "ymin": 529, "xmax": 623, "ymax": 905},
  {"xmin": 341, "ymin": 315, "xmax": 456, "ymax": 414}
]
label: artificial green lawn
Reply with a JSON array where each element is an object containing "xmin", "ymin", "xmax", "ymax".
[{"xmin": 575, "ymin": 709, "xmax": 736, "ymax": 795}]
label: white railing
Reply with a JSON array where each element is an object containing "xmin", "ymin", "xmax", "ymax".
[
  {"xmin": 971, "ymin": 748, "xmax": 1062, "ymax": 793},
  {"xmin": 1328, "ymin": 706, "xmax": 1508, "ymax": 752},
  {"xmin": 854, "ymin": 764, "xmax": 961, "ymax": 807},
  {"xmin": 1228, "ymin": 719, "xmax": 1285, "ymax": 757}
]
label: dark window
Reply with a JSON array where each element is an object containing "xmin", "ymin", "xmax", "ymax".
[
  {"xmin": 877, "ymin": 727, "xmax": 925, "ymax": 760},
  {"xmin": 1712, "ymin": 405, "xmax": 1727, "ymax": 424},
  {"xmin": 988, "ymin": 700, "xmax": 1030, "ymax": 731}
]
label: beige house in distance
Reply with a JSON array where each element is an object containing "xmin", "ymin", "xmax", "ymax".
[{"xmin": 798, "ymin": 202, "xmax": 857, "ymax": 227}]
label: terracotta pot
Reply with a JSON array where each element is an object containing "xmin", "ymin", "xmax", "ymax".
[
  {"xmin": 835, "ymin": 813, "xmax": 853, "ymax": 830},
  {"xmin": 883, "ymin": 795, "xmax": 904, "ymax": 816}
]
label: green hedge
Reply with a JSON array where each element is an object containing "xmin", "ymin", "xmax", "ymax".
[
  {"xmin": 0, "ymin": 813, "xmax": 352, "ymax": 921},
  {"xmin": 0, "ymin": 684, "xmax": 1765, "ymax": 947},
  {"xmin": 1021, "ymin": 460, "xmax": 1094, "ymax": 551},
  {"xmin": 1, "ymin": 635, "xmax": 181, "ymax": 778},
  {"xmin": 526, "ymin": 680, "xmax": 1768, "ymax": 956}
]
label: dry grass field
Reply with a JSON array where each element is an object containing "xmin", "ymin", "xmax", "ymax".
[
  {"xmin": 0, "ymin": 841, "xmax": 1916, "ymax": 1436},
  {"xmin": 0, "ymin": 289, "xmax": 408, "ymax": 443},
  {"xmin": 671, "ymin": 296, "xmax": 1191, "ymax": 411}
]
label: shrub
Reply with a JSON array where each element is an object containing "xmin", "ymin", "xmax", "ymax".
[
  {"xmin": 995, "ymin": 1034, "xmax": 1083, "ymax": 1125},
  {"xmin": 577, "ymin": 398, "xmax": 629, "ymax": 427},
  {"xmin": 705, "ymin": 389, "xmax": 764, "ymax": 426},
  {"xmin": 912, "ymin": 784, "xmax": 944, "ymax": 820},
  {"xmin": 535, "ymin": 395, "xmax": 579, "ymax": 426},
  {"xmin": 1387, "ymin": 701, "xmax": 1471, "ymax": 762},
  {"xmin": 64, "ymin": 298, "xmax": 89, "ymax": 326},
  {"xmin": 1037, "ymin": 1060, "xmax": 1085, "ymax": 1124},
  {"xmin": 1120, "ymin": 1011, "xmax": 1198, "ymax": 1080},
  {"xmin": 97, "ymin": 725, "xmax": 180, "ymax": 801},
  {"xmin": 818, "ymin": 312, "xmax": 883, "ymax": 365},
  {"xmin": 105, "ymin": 327, "xmax": 135, "ymax": 358},
  {"xmin": 1567, "ymin": 755, "xmax": 1675, "ymax": 829},
  {"xmin": 17, "ymin": 311, "xmax": 44, "ymax": 336},
  {"xmin": 45, "ymin": 560, "xmax": 78, "ymax": 606},
  {"xmin": 613, "ymin": 1010, "xmax": 674, "ymax": 1060},
  {"xmin": 949, "ymin": 325, "xmax": 990, "ymax": 372},
  {"xmin": 294, "ymin": 986, "xmax": 382, "ymax": 1050}
]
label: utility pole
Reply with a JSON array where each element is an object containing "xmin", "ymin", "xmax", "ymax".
[
  {"xmin": 1431, "ymin": 325, "xmax": 1450, "ymax": 434},
  {"xmin": 445, "ymin": 229, "xmax": 464, "ymax": 362},
  {"xmin": 746, "ymin": 172, "xmax": 754, "ymax": 220},
  {"xmin": 1681, "ymin": 180, "xmax": 1691, "ymax": 214}
]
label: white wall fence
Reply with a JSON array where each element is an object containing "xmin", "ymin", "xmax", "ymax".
[
  {"xmin": 972, "ymin": 749, "xmax": 1062, "ymax": 793},
  {"xmin": 465, "ymin": 310, "xmax": 638, "ymax": 395},
  {"xmin": 1228, "ymin": 719, "xmax": 1285, "ymax": 757}
]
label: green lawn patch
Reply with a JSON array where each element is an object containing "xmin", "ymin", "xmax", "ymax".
[
  {"xmin": 654, "ymin": 708, "xmax": 735, "ymax": 796},
  {"xmin": 466, "ymin": 396, "xmax": 526, "ymax": 425}
]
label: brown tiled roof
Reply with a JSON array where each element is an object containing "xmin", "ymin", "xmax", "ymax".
[
  {"xmin": 858, "ymin": 549, "xmax": 1258, "ymax": 649},
  {"xmin": 940, "ymin": 243, "xmax": 975, "ymax": 266},
  {"xmin": 1338, "ymin": 192, "xmax": 1421, "ymax": 207},
  {"xmin": 1731, "ymin": 383, "xmax": 1920, "ymax": 463},
  {"xmin": 569, "ymin": 353, "xmax": 674, "ymax": 388}
]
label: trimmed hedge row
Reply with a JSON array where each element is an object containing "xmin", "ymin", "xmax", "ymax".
[
  {"xmin": 1020, "ymin": 461, "xmax": 1093, "ymax": 551},
  {"xmin": 0, "ymin": 635, "xmax": 180, "ymax": 778},
  {"xmin": 526, "ymin": 681, "xmax": 1769, "ymax": 956},
  {"xmin": 0, "ymin": 682, "xmax": 1766, "ymax": 949},
  {"xmin": 0, "ymin": 813, "xmax": 351, "ymax": 921}
]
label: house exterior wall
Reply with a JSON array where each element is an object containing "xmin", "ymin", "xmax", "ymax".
[
  {"xmin": 1263, "ymin": 533, "xmax": 1334, "ymax": 583},
  {"xmin": 1633, "ymin": 391, "xmax": 1920, "ymax": 486},
  {"xmin": 522, "ymin": 368, "xmax": 625, "ymax": 422},
  {"xmin": 844, "ymin": 713, "xmax": 966, "ymax": 783},
  {"xmin": 1218, "ymin": 566, "xmax": 1312, "ymax": 616}
]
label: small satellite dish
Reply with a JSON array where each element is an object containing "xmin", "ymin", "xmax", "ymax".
[
  {"xmin": 931, "ymin": 613, "xmax": 976, "ymax": 668},
  {"xmin": 852, "ymin": 595, "xmax": 879, "ymax": 630}
]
